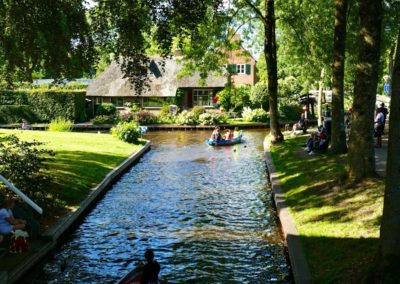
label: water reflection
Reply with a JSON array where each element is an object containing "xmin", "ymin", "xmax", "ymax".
[{"xmin": 32, "ymin": 129, "xmax": 289, "ymax": 283}]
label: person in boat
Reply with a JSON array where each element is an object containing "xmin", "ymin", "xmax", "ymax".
[
  {"xmin": 233, "ymin": 127, "xmax": 241, "ymax": 138},
  {"xmin": 210, "ymin": 126, "xmax": 222, "ymax": 141},
  {"xmin": 225, "ymin": 129, "xmax": 233, "ymax": 140},
  {"xmin": 141, "ymin": 249, "xmax": 160, "ymax": 284}
]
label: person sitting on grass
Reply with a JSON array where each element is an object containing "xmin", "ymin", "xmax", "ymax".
[
  {"xmin": 304, "ymin": 132, "xmax": 316, "ymax": 155},
  {"xmin": 292, "ymin": 113, "xmax": 307, "ymax": 135},
  {"xmin": 315, "ymin": 126, "xmax": 329, "ymax": 151},
  {"xmin": 0, "ymin": 199, "xmax": 27, "ymax": 236}
]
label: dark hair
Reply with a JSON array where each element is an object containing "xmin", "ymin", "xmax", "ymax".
[
  {"xmin": 380, "ymin": 102, "xmax": 385, "ymax": 107},
  {"xmin": 145, "ymin": 249, "xmax": 154, "ymax": 261}
]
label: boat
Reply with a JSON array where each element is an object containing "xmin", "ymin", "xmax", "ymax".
[
  {"xmin": 117, "ymin": 266, "xmax": 143, "ymax": 284},
  {"xmin": 206, "ymin": 135, "xmax": 243, "ymax": 146}
]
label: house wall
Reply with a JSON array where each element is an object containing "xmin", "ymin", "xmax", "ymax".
[{"xmin": 226, "ymin": 50, "xmax": 257, "ymax": 86}]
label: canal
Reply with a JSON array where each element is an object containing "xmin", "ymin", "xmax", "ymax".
[{"xmin": 32, "ymin": 129, "xmax": 290, "ymax": 283}]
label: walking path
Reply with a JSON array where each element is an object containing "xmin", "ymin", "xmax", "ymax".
[{"xmin": 375, "ymin": 134, "xmax": 388, "ymax": 177}]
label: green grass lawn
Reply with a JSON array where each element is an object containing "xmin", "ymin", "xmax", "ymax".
[
  {"xmin": 270, "ymin": 132, "xmax": 384, "ymax": 283},
  {"xmin": 0, "ymin": 129, "xmax": 144, "ymax": 209}
]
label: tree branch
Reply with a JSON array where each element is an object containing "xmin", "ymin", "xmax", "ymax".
[{"xmin": 244, "ymin": 0, "xmax": 267, "ymax": 25}]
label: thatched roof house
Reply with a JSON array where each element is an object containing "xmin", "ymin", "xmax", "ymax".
[{"xmin": 87, "ymin": 52, "xmax": 256, "ymax": 113}]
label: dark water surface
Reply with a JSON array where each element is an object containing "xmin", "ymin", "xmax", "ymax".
[{"xmin": 33, "ymin": 129, "xmax": 289, "ymax": 283}]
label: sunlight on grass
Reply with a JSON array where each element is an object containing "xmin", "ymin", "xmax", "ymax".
[
  {"xmin": 270, "ymin": 134, "xmax": 384, "ymax": 282},
  {"xmin": 0, "ymin": 129, "xmax": 143, "ymax": 205}
]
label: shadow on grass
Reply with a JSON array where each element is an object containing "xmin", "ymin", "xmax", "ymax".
[{"xmin": 295, "ymin": 234, "xmax": 379, "ymax": 283}]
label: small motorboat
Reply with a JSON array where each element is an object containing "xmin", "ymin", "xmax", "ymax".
[
  {"xmin": 117, "ymin": 266, "xmax": 143, "ymax": 284},
  {"xmin": 206, "ymin": 135, "xmax": 243, "ymax": 146}
]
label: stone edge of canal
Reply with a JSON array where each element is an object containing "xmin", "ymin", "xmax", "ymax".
[
  {"xmin": 263, "ymin": 136, "xmax": 311, "ymax": 284},
  {"xmin": 1, "ymin": 140, "xmax": 151, "ymax": 284}
]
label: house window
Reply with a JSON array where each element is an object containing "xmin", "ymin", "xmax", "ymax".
[
  {"xmin": 236, "ymin": 64, "xmax": 246, "ymax": 74},
  {"xmin": 95, "ymin": 97, "xmax": 103, "ymax": 105},
  {"xmin": 193, "ymin": 89, "xmax": 214, "ymax": 106},
  {"xmin": 111, "ymin": 97, "xmax": 124, "ymax": 107},
  {"xmin": 142, "ymin": 97, "xmax": 176, "ymax": 107}
]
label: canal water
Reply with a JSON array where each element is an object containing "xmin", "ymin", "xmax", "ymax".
[{"xmin": 33, "ymin": 129, "xmax": 290, "ymax": 283}]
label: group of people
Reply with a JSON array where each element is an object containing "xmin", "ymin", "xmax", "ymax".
[
  {"xmin": 0, "ymin": 198, "xmax": 27, "ymax": 244},
  {"xmin": 210, "ymin": 126, "xmax": 241, "ymax": 141},
  {"xmin": 374, "ymin": 103, "xmax": 388, "ymax": 148},
  {"xmin": 304, "ymin": 126, "xmax": 329, "ymax": 155}
]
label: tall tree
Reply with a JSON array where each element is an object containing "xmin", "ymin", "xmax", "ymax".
[
  {"xmin": 347, "ymin": 0, "xmax": 383, "ymax": 180},
  {"xmin": 242, "ymin": 0, "xmax": 283, "ymax": 142},
  {"xmin": 263, "ymin": 0, "xmax": 283, "ymax": 142},
  {"xmin": 330, "ymin": 0, "xmax": 348, "ymax": 153},
  {"xmin": 0, "ymin": 0, "xmax": 95, "ymax": 84},
  {"xmin": 378, "ymin": 25, "xmax": 400, "ymax": 282}
]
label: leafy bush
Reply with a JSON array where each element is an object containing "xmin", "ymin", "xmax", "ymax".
[
  {"xmin": 158, "ymin": 105, "xmax": 176, "ymax": 123},
  {"xmin": 96, "ymin": 103, "xmax": 117, "ymax": 116},
  {"xmin": 0, "ymin": 105, "xmax": 38, "ymax": 124},
  {"xmin": 117, "ymin": 110, "xmax": 135, "ymax": 122},
  {"xmin": 0, "ymin": 135, "xmax": 54, "ymax": 202},
  {"xmin": 191, "ymin": 106, "xmax": 206, "ymax": 119},
  {"xmin": 176, "ymin": 110, "xmax": 198, "ymax": 125},
  {"xmin": 134, "ymin": 111, "xmax": 158, "ymax": 125},
  {"xmin": 242, "ymin": 107, "xmax": 269, "ymax": 122},
  {"xmin": 217, "ymin": 85, "xmax": 251, "ymax": 113},
  {"xmin": 91, "ymin": 115, "xmax": 114, "ymax": 125},
  {"xmin": 48, "ymin": 117, "xmax": 73, "ymax": 132},
  {"xmin": 199, "ymin": 111, "xmax": 228, "ymax": 125},
  {"xmin": 250, "ymin": 83, "xmax": 269, "ymax": 110},
  {"xmin": 111, "ymin": 121, "xmax": 141, "ymax": 143},
  {"xmin": 279, "ymin": 104, "xmax": 303, "ymax": 121}
]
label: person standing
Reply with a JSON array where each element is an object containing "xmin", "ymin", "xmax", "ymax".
[
  {"xmin": 374, "ymin": 108, "xmax": 384, "ymax": 148},
  {"xmin": 378, "ymin": 103, "xmax": 388, "ymax": 133}
]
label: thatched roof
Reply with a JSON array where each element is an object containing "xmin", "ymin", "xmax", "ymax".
[{"xmin": 87, "ymin": 57, "xmax": 227, "ymax": 97}]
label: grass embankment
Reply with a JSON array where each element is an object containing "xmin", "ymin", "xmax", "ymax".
[
  {"xmin": 270, "ymin": 133, "xmax": 384, "ymax": 283},
  {"xmin": 0, "ymin": 129, "xmax": 144, "ymax": 229}
]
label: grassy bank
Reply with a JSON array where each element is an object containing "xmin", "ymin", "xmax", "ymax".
[
  {"xmin": 270, "ymin": 133, "xmax": 384, "ymax": 283},
  {"xmin": 0, "ymin": 129, "xmax": 144, "ymax": 229}
]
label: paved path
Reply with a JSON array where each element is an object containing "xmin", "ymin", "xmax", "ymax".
[{"xmin": 375, "ymin": 133, "xmax": 388, "ymax": 177}]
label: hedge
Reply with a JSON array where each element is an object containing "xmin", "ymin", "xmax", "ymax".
[
  {"xmin": 0, "ymin": 105, "xmax": 38, "ymax": 124},
  {"xmin": 0, "ymin": 90, "xmax": 86, "ymax": 123}
]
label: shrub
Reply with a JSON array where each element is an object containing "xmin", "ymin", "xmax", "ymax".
[
  {"xmin": 0, "ymin": 135, "xmax": 54, "ymax": 202},
  {"xmin": 134, "ymin": 111, "xmax": 158, "ymax": 125},
  {"xmin": 48, "ymin": 117, "xmax": 73, "ymax": 132},
  {"xmin": 176, "ymin": 110, "xmax": 198, "ymax": 125},
  {"xmin": 199, "ymin": 111, "xmax": 228, "ymax": 125},
  {"xmin": 117, "ymin": 110, "xmax": 135, "ymax": 122},
  {"xmin": 91, "ymin": 115, "xmax": 113, "ymax": 125},
  {"xmin": 191, "ymin": 106, "xmax": 206, "ymax": 119},
  {"xmin": 217, "ymin": 85, "xmax": 251, "ymax": 113},
  {"xmin": 279, "ymin": 104, "xmax": 303, "ymax": 121},
  {"xmin": 242, "ymin": 107, "xmax": 269, "ymax": 122},
  {"xmin": 250, "ymin": 83, "xmax": 269, "ymax": 110},
  {"xmin": 158, "ymin": 105, "xmax": 176, "ymax": 124},
  {"xmin": 96, "ymin": 103, "xmax": 117, "ymax": 116},
  {"xmin": 111, "ymin": 121, "xmax": 141, "ymax": 143},
  {"xmin": 0, "ymin": 105, "xmax": 38, "ymax": 124}
]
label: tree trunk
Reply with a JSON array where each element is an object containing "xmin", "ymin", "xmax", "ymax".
[
  {"xmin": 317, "ymin": 68, "xmax": 325, "ymax": 127},
  {"xmin": 378, "ymin": 27, "xmax": 400, "ymax": 282},
  {"xmin": 264, "ymin": 0, "xmax": 283, "ymax": 143},
  {"xmin": 347, "ymin": 0, "xmax": 382, "ymax": 180},
  {"xmin": 331, "ymin": 0, "xmax": 348, "ymax": 153}
]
